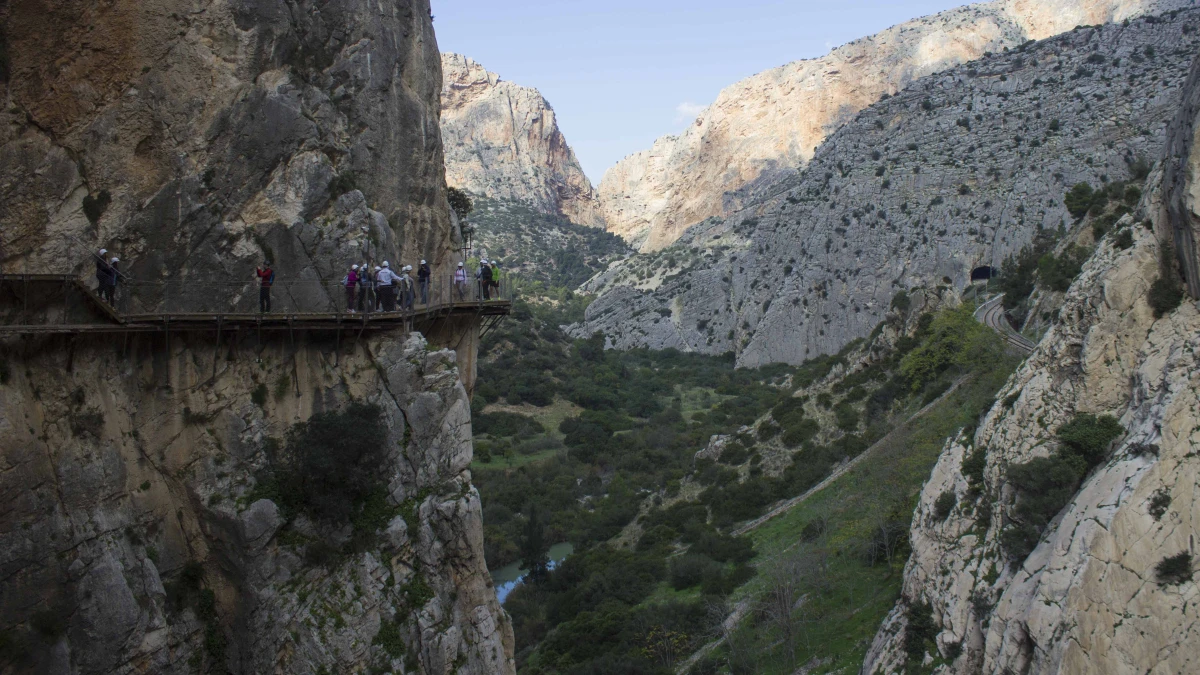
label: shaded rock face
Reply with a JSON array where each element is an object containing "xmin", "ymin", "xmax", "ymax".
[
  {"xmin": 440, "ymin": 53, "xmax": 604, "ymax": 229},
  {"xmin": 597, "ymin": 0, "xmax": 1195, "ymax": 252},
  {"xmin": 862, "ymin": 60, "xmax": 1200, "ymax": 674},
  {"xmin": 0, "ymin": 0, "xmax": 458, "ymax": 299},
  {"xmin": 0, "ymin": 333, "xmax": 514, "ymax": 674},
  {"xmin": 572, "ymin": 13, "xmax": 1199, "ymax": 367}
]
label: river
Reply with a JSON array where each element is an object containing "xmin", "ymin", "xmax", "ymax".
[{"xmin": 490, "ymin": 542, "xmax": 574, "ymax": 604}]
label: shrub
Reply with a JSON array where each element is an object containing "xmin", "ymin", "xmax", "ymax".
[
  {"xmin": 1056, "ymin": 414, "xmax": 1124, "ymax": 468},
  {"xmin": 834, "ymin": 401, "xmax": 860, "ymax": 431},
  {"xmin": 903, "ymin": 600, "xmax": 936, "ymax": 664},
  {"xmin": 475, "ymin": 411, "xmax": 545, "ymax": 438},
  {"xmin": 962, "ymin": 447, "xmax": 987, "ymax": 494},
  {"xmin": 70, "ymin": 409, "xmax": 106, "ymax": 438},
  {"xmin": 329, "ymin": 171, "xmax": 358, "ymax": 200},
  {"xmin": 1064, "ymin": 183, "xmax": 1094, "ymax": 218},
  {"xmin": 781, "ymin": 419, "xmax": 819, "ymax": 448},
  {"xmin": 1154, "ymin": 552, "xmax": 1192, "ymax": 585},
  {"xmin": 251, "ymin": 384, "xmax": 268, "ymax": 407},
  {"xmin": 1148, "ymin": 489, "xmax": 1171, "ymax": 520},
  {"xmin": 374, "ymin": 616, "xmax": 406, "ymax": 658},
  {"xmin": 1037, "ymin": 246, "xmax": 1089, "ymax": 293},
  {"xmin": 933, "ymin": 490, "xmax": 957, "ymax": 521},
  {"xmin": 669, "ymin": 553, "xmax": 720, "ymax": 590},
  {"xmin": 1148, "ymin": 275, "xmax": 1183, "ymax": 318},
  {"xmin": 1113, "ymin": 228, "xmax": 1134, "ymax": 251},
  {"xmin": 447, "ymin": 186, "xmax": 474, "ymax": 220},
  {"xmin": 272, "ymin": 403, "xmax": 389, "ymax": 524}
]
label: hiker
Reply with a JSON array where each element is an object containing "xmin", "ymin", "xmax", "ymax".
[
  {"xmin": 417, "ymin": 259, "xmax": 431, "ymax": 305},
  {"xmin": 399, "ymin": 265, "xmax": 415, "ymax": 310},
  {"xmin": 490, "ymin": 260, "xmax": 501, "ymax": 298},
  {"xmin": 357, "ymin": 261, "xmax": 371, "ymax": 312},
  {"xmin": 480, "ymin": 259, "xmax": 494, "ymax": 300},
  {"xmin": 344, "ymin": 264, "xmax": 359, "ymax": 313},
  {"xmin": 454, "ymin": 262, "xmax": 468, "ymax": 300},
  {"xmin": 105, "ymin": 256, "xmax": 121, "ymax": 305},
  {"xmin": 376, "ymin": 261, "xmax": 396, "ymax": 311},
  {"xmin": 369, "ymin": 265, "xmax": 379, "ymax": 312},
  {"xmin": 255, "ymin": 261, "xmax": 274, "ymax": 313},
  {"xmin": 94, "ymin": 248, "xmax": 113, "ymax": 302}
]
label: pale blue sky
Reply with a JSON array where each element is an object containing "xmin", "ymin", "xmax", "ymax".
[{"xmin": 432, "ymin": 0, "xmax": 969, "ymax": 183}]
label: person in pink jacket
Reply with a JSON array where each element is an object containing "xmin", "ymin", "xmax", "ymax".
[{"xmin": 344, "ymin": 265, "xmax": 359, "ymax": 313}]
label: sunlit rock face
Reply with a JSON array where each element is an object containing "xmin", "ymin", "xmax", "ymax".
[
  {"xmin": 597, "ymin": 0, "xmax": 1195, "ymax": 252},
  {"xmin": 440, "ymin": 53, "xmax": 605, "ymax": 229}
]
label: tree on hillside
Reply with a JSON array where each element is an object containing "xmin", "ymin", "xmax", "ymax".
[{"xmin": 520, "ymin": 504, "xmax": 550, "ymax": 583}]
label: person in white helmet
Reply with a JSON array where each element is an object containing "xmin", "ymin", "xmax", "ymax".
[
  {"xmin": 357, "ymin": 261, "xmax": 371, "ymax": 312},
  {"xmin": 107, "ymin": 256, "xmax": 121, "ymax": 305},
  {"xmin": 94, "ymin": 248, "xmax": 113, "ymax": 301},
  {"xmin": 376, "ymin": 261, "xmax": 397, "ymax": 311},
  {"xmin": 454, "ymin": 261, "xmax": 468, "ymax": 300},
  {"xmin": 398, "ymin": 265, "xmax": 414, "ymax": 311},
  {"xmin": 371, "ymin": 266, "xmax": 383, "ymax": 312},
  {"xmin": 417, "ymin": 259, "xmax": 431, "ymax": 305},
  {"xmin": 479, "ymin": 258, "xmax": 494, "ymax": 300}
]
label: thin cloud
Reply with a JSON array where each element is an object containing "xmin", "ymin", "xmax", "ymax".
[{"xmin": 675, "ymin": 101, "xmax": 707, "ymax": 124}]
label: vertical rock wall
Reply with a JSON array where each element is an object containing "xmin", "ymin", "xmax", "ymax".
[{"xmin": 0, "ymin": 332, "xmax": 514, "ymax": 674}]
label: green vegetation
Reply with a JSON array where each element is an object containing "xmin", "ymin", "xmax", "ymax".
[
  {"xmin": 475, "ymin": 296, "xmax": 1018, "ymax": 672},
  {"xmin": 1154, "ymin": 552, "xmax": 1193, "ymax": 585},
  {"xmin": 1002, "ymin": 414, "xmax": 1124, "ymax": 560},
  {"xmin": 447, "ymin": 186, "xmax": 474, "ymax": 221},
  {"xmin": 1148, "ymin": 266, "xmax": 1184, "ymax": 318},
  {"xmin": 467, "ymin": 195, "xmax": 630, "ymax": 289},
  {"xmin": 700, "ymin": 338, "xmax": 1018, "ymax": 674}
]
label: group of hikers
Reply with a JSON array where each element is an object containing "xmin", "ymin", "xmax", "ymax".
[
  {"xmin": 93, "ymin": 248, "xmax": 122, "ymax": 306},
  {"xmin": 251, "ymin": 257, "xmax": 504, "ymax": 314}
]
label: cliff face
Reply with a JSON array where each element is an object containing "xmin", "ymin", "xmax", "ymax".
[
  {"xmin": 0, "ymin": 334, "xmax": 513, "ymax": 674},
  {"xmin": 862, "ymin": 55, "xmax": 1200, "ymax": 669},
  {"xmin": 571, "ymin": 12, "xmax": 1199, "ymax": 367},
  {"xmin": 1, "ymin": 0, "xmax": 459, "ymax": 288},
  {"xmin": 440, "ymin": 53, "xmax": 604, "ymax": 229},
  {"xmin": 597, "ymin": 0, "xmax": 1196, "ymax": 252},
  {"xmin": 0, "ymin": 1, "xmax": 513, "ymax": 673}
]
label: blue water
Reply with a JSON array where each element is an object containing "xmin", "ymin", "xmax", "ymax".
[{"xmin": 492, "ymin": 542, "xmax": 574, "ymax": 604}]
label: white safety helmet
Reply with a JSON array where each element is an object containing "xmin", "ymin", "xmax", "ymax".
[
  {"xmin": 374, "ymin": 266, "xmax": 381, "ymax": 271},
  {"xmin": 382, "ymin": 261, "xmax": 390, "ymax": 267},
  {"xmin": 420, "ymin": 259, "xmax": 426, "ymax": 265},
  {"xmin": 457, "ymin": 262, "xmax": 464, "ymax": 267},
  {"xmin": 110, "ymin": 256, "xmax": 120, "ymax": 263},
  {"xmin": 99, "ymin": 248, "xmax": 107, "ymax": 255},
  {"xmin": 351, "ymin": 264, "xmax": 359, "ymax": 270}
]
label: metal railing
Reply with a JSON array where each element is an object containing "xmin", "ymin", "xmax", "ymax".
[{"xmin": 0, "ymin": 272, "xmax": 513, "ymax": 331}]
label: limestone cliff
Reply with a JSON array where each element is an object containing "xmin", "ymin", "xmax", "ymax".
[
  {"xmin": 440, "ymin": 53, "xmax": 604, "ymax": 229},
  {"xmin": 862, "ymin": 54, "xmax": 1200, "ymax": 675},
  {"xmin": 597, "ymin": 0, "xmax": 1197, "ymax": 252},
  {"xmin": 0, "ymin": 1, "xmax": 514, "ymax": 673},
  {"xmin": 571, "ymin": 12, "xmax": 1199, "ymax": 368}
]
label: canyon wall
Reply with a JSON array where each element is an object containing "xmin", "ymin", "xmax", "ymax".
[
  {"xmin": 863, "ymin": 55, "xmax": 1200, "ymax": 671},
  {"xmin": 597, "ymin": 0, "xmax": 1197, "ymax": 252},
  {"xmin": 0, "ymin": 1, "xmax": 513, "ymax": 673},
  {"xmin": 440, "ymin": 53, "xmax": 604, "ymax": 229},
  {"xmin": 572, "ymin": 12, "xmax": 1199, "ymax": 368}
]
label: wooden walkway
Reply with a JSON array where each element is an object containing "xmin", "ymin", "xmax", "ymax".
[{"xmin": 0, "ymin": 274, "xmax": 511, "ymax": 335}]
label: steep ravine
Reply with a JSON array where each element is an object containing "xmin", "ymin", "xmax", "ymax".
[{"xmin": 863, "ymin": 53, "xmax": 1200, "ymax": 675}]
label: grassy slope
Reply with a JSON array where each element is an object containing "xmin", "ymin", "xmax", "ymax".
[{"xmin": 697, "ymin": 357, "xmax": 1017, "ymax": 674}]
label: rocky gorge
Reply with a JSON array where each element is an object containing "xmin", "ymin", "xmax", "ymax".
[
  {"xmin": 0, "ymin": 1, "xmax": 512, "ymax": 673},
  {"xmin": 572, "ymin": 9, "xmax": 1200, "ymax": 368},
  {"xmin": 864, "ymin": 45, "xmax": 1200, "ymax": 673},
  {"xmin": 596, "ymin": 0, "xmax": 1199, "ymax": 252}
]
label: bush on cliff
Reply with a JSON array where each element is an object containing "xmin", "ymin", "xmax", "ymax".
[{"xmin": 266, "ymin": 403, "xmax": 389, "ymax": 525}]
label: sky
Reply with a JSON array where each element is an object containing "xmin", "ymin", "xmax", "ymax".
[{"xmin": 432, "ymin": 0, "xmax": 970, "ymax": 183}]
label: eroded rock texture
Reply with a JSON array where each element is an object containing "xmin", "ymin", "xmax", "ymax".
[
  {"xmin": 572, "ymin": 12, "xmax": 1199, "ymax": 367},
  {"xmin": 440, "ymin": 53, "xmax": 604, "ymax": 229},
  {"xmin": 0, "ymin": 334, "xmax": 514, "ymax": 674},
  {"xmin": 0, "ymin": 0, "xmax": 460, "ymax": 297},
  {"xmin": 863, "ymin": 56, "xmax": 1200, "ymax": 675},
  {"xmin": 0, "ymin": 1, "xmax": 513, "ymax": 673},
  {"xmin": 597, "ymin": 0, "xmax": 1196, "ymax": 252}
]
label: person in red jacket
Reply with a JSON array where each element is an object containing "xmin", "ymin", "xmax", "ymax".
[{"xmin": 255, "ymin": 261, "xmax": 274, "ymax": 313}]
